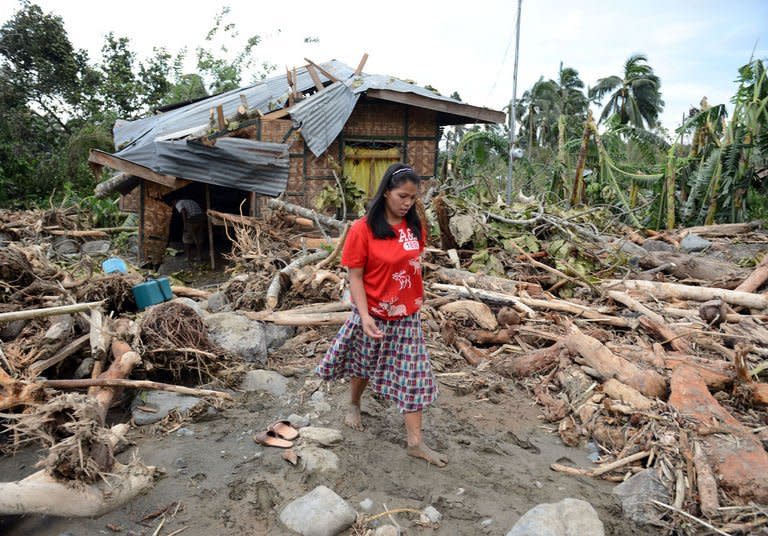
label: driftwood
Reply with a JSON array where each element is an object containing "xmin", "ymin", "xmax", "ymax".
[
  {"xmin": 431, "ymin": 283, "xmax": 635, "ymax": 328},
  {"xmin": 664, "ymin": 357, "xmax": 734, "ymax": 390},
  {"xmin": 41, "ymin": 378, "xmax": 233, "ymax": 400},
  {"xmin": 267, "ymin": 198, "xmax": 344, "ymax": 231},
  {"xmin": 693, "ymin": 441, "xmax": 720, "ymax": 518},
  {"xmin": 265, "ymin": 250, "xmax": 330, "ymax": 310},
  {"xmin": 638, "ymin": 251, "xmax": 748, "ymax": 289},
  {"xmin": 0, "ymin": 301, "xmax": 103, "ymax": 323},
  {"xmin": 638, "ymin": 316, "xmax": 692, "ymax": 354},
  {"xmin": 669, "ymin": 365, "xmax": 768, "ymax": 503},
  {"xmin": 433, "ymin": 266, "xmax": 538, "ymax": 296},
  {"xmin": 439, "ymin": 300, "xmax": 498, "ymax": 330},
  {"xmin": 551, "ymin": 450, "xmax": 650, "ymax": 478},
  {"xmin": 315, "ymin": 223, "xmax": 350, "ymax": 270},
  {"xmin": 492, "ymin": 342, "xmax": 564, "ymax": 377},
  {"xmin": 27, "ymin": 334, "xmax": 90, "ymax": 378},
  {"xmin": 454, "ymin": 338, "xmax": 486, "ymax": 367},
  {"xmin": 0, "ymin": 424, "xmax": 156, "ymax": 517},
  {"xmin": 678, "ymin": 221, "xmax": 762, "ymax": 237},
  {"xmin": 0, "ymin": 368, "xmax": 43, "ymax": 410},
  {"xmin": 90, "ymin": 340, "xmax": 141, "ymax": 420},
  {"xmin": 735, "ymin": 255, "xmax": 768, "ymax": 293},
  {"xmin": 604, "ymin": 279, "xmax": 768, "ymax": 310},
  {"xmin": 602, "ymin": 378, "xmax": 653, "ymax": 411},
  {"xmin": 89, "ymin": 309, "xmax": 110, "ymax": 378},
  {"xmin": 171, "ymin": 285, "xmax": 212, "ymax": 300},
  {"xmin": 464, "ymin": 328, "xmax": 513, "ymax": 345},
  {"xmin": 607, "ymin": 290, "xmax": 664, "ymax": 324},
  {"xmin": 564, "ymin": 324, "xmax": 667, "ymax": 398},
  {"xmin": 245, "ymin": 310, "xmax": 350, "ymax": 326}
]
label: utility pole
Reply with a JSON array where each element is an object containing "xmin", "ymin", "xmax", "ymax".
[{"xmin": 506, "ymin": 0, "xmax": 523, "ymax": 205}]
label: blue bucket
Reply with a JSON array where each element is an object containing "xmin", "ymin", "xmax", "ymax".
[{"xmin": 102, "ymin": 256, "xmax": 127, "ymax": 275}]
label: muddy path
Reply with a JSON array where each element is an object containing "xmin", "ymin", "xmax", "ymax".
[{"xmin": 0, "ymin": 357, "xmax": 658, "ymax": 536}]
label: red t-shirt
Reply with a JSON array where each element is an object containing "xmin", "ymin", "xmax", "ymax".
[{"xmin": 341, "ymin": 216, "xmax": 424, "ymax": 320}]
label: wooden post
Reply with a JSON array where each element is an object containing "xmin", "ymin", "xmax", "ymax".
[{"xmin": 206, "ymin": 184, "xmax": 214, "ymax": 270}]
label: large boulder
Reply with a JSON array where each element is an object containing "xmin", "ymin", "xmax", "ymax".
[
  {"xmin": 506, "ymin": 498, "xmax": 604, "ymax": 536},
  {"xmin": 279, "ymin": 485, "xmax": 356, "ymax": 536},
  {"xmin": 205, "ymin": 312, "xmax": 267, "ymax": 363},
  {"xmin": 131, "ymin": 391, "xmax": 203, "ymax": 426},
  {"xmin": 240, "ymin": 370, "xmax": 289, "ymax": 397}
]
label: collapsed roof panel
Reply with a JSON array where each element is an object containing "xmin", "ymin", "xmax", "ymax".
[
  {"xmin": 116, "ymin": 138, "xmax": 289, "ymax": 196},
  {"xmin": 290, "ymin": 81, "xmax": 360, "ymax": 158}
]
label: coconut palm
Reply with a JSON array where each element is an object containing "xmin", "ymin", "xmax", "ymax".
[{"xmin": 590, "ymin": 54, "xmax": 664, "ymax": 129}]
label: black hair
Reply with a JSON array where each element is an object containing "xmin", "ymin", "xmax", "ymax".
[{"xmin": 366, "ymin": 162, "xmax": 422, "ymax": 240}]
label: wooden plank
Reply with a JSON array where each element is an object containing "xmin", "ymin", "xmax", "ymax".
[
  {"xmin": 216, "ymin": 105, "xmax": 226, "ymax": 130},
  {"xmin": 88, "ymin": 150, "xmax": 189, "ymax": 189},
  {"xmin": 354, "ymin": 53, "xmax": 369, "ymax": 75},
  {"xmin": 303, "ymin": 57, "xmax": 339, "ymax": 82},
  {"xmin": 307, "ymin": 64, "xmax": 323, "ymax": 91},
  {"xmin": 364, "ymin": 89, "xmax": 506, "ymax": 124}
]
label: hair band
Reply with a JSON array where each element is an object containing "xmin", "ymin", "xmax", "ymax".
[{"xmin": 392, "ymin": 167, "xmax": 413, "ymax": 177}]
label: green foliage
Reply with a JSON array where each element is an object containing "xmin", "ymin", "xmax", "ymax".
[{"xmin": 315, "ymin": 175, "xmax": 367, "ymax": 218}]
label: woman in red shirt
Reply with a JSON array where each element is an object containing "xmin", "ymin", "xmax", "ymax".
[{"xmin": 316, "ymin": 163, "xmax": 447, "ymax": 467}]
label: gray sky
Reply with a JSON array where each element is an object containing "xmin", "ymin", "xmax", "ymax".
[{"xmin": 2, "ymin": 0, "xmax": 766, "ymax": 134}]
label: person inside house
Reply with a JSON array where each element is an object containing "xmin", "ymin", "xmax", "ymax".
[
  {"xmin": 173, "ymin": 198, "xmax": 205, "ymax": 262},
  {"xmin": 315, "ymin": 163, "xmax": 448, "ymax": 467}
]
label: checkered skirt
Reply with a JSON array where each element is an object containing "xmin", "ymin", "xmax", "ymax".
[{"xmin": 316, "ymin": 309, "xmax": 437, "ymax": 412}]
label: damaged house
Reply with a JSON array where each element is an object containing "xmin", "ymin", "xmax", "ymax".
[{"xmin": 89, "ymin": 57, "xmax": 506, "ymax": 266}]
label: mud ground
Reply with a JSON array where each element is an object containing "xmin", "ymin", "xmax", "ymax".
[{"xmin": 0, "ymin": 356, "xmax": 659, "ymax": 536}]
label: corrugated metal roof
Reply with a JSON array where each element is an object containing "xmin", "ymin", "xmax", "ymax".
[
  {"xmin": 289, "ymin": 81, "xmax": 359, "ymax": 157},
  {"xmin": 109, "ymin": 60, "xmax": 502, "ymax": 191},
  {"xmin": 116, "ymin": 138, "xmax": 289, "ymax": 196}
]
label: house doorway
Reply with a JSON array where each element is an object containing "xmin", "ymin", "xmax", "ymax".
[{"xmin": 343, "ymin": 144, "xmax": 401, "ymax": 198}]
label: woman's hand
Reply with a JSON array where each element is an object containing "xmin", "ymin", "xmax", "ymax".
[{"xmin": 360, "ymin": 315, "xmax": 384, "ymax": 339}]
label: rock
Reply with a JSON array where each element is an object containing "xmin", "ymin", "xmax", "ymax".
[
  {"xmin": 176, "ymin": 427, "xmax": 194, "ymax": 437},
  {"xmin": 279, "ymin": 485, "xmax": 357, "ymax": 536},
  {"xmin": 240, "ymin": 370, "xmax": 289, "ymax": 397},
  {"xmin": 205, "ymin": 291, "xmax": 229, "ymax": 313},
  {"xmin": 680, "ymin": 233, "xmax": 712, "ymax": 253},
  {"xmin": 53, "ymin": 237, "xmax": 80, "ymax": 256},
  {"xmin": 480, "ymin": 518, "xmax": 494, "ymax": 527},
  {"xmin": 286, "ymin": 413, "xmax": 311, "ymax": 428},
  {"xmin": 173, "ymin": 297, "xmax": 207, "ymax": 318},
  {"xmin": 614, "ymin": 239, "xmax": 647, "ymax": 257},
  {"xmin": 265, "ymin": 323, "xmax": 296, "ymax": 349},
  {"xmin": 299, "ymin": 426, "xmax": 343, "ymax": 446},
  {"xmin": 205, "ymin": 312, "xmax": 267, "ymax": 362},
  {"xmin": 374, "ymin": 526, "xmax": 399, "ymax": 536},
  {"xmin": 506, "ymin": 498, "xmax": 604, "ymax": 536},
  {"xmin": 74, "ymin": 357, "xmax": 94, "ymax": 379},
  {"xmin": 358, "ymin": 498, "xmax": 374, "ymax": 512},
  {"xmin": 420, "ymin": 506, "xmax": 442, "ymax": 524},
  {"xmin": 613, "ymin": 469, "xmax": 670, "ymax": 525},
  {"xmin": 131, "ymin": 390, "xmax": 203, "ymax": 426},
  {"xmin": 174, "ymin": 457, "xmax": 188, "ymax": 468},
  {"xmin": 0, "ymin": 319, "xmax": 26, "ymax": 341},
  {"xmin": 80, "ymin": 240, "xmax": 111, "ymax": 256},
  {"xmin": 299, "ymin": 446, "xmax": 340, "ymax": 474},
  {"xmin": 641, "ymin": 240, "xmax": 674, "ymax": 252}
]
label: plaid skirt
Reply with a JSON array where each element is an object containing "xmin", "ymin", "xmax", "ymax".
[{"xmin": 316, "ymin": 309, "xmax": 437, "ymax": 412}]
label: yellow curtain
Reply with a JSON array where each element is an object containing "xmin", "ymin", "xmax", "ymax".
[{"xmin": 343, "ymin": 146, "xmax": 400, "ymax": 197}]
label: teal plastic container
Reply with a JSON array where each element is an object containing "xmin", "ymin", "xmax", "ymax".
[
  {"xmin": 132, "ymin": 280, "xmax": 165, "ymax": 310},
  {"xmin": 156, "ymin": 277, "xmax": 174, "ymax": 300}
]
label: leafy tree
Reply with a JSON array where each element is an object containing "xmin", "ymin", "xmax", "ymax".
[{"xmin": 590, "ymin": 54, "xmax": 664, "ymax": 129}]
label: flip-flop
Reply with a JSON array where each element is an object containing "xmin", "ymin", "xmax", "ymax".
[
  {"xmin": 282, "ymin": 449, "xmax": 299, "ymax": 466},
  {"xmin": 268, "ymin": 420, "xmax": 299, "ymax": 441},
  {"xmin": 252, "ymin": 430, "xmax": 293, "ymax": 448}
]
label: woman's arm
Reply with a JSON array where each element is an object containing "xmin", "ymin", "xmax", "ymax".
[{"xmin": 348, "ymin": 267, "xmax": 383, "ymax": 339}]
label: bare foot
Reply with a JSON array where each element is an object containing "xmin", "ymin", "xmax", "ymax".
[
  {"xmin": 344, "ymin": 404, "xmax": 364, "ymax": 431},
  {"xmin": 407, "ymin": 442, "xmax": 448, "ymax": 467}
]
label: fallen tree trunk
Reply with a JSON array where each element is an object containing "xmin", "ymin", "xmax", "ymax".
[
  {"xmin": 607, "ymin": 290, "xmax": 664, "ymax": 325},
  {"xmin": 735, "ymin": 255, "xmax": 768, "ymax": 293},
  {"xmin": 265, "ymin": 250, "xmax": 329, "ymax": 310},
  {"xmin": 602, "ymin": 378, "xmax": 653, "ymax": 411},
  {"xmin": 89, "ymin": 340, "xmax": 141, "ymax": 420},
  {"xmin": 244, "ymin": 310, "xmax": 350, "ymax": 326},
  {"xmin": 664, "ymin": 357, "xmax": 734, "ymax": 390},
  {"xmin": 431, "ymin": 283, "xmax": 635, "ymax": 328},
  {"xmin": 454, "ymin": 338, "xmax": 486, "ymax": 367},
  {"xmin": 267, "ymin": 198, "xmax": 344, "ymax": 232},
  {"xmin": 464, "ymin": 328, "xmax": 513, "ymax": 345},
  {"xmin": 0, "ymin": 424, "xmax": 156, "ymax": 517},
  {"xmin": 679, "ymin": 221, "xmax": 762, "ymax": 237},
  {"xmin": 0, "ymin": 302, "xmax": 103, "ymax": 323},
  {"xmin": 171, "ymin": 285, "xmax": 212, "ymax": 299},
  {"xmin": 565, "ymin": 324, "xmax": 667, "ymax": 398},
  {"xmin": 603, "ymin": 279, "xmax": 768, "ymax": 310},
  {"xmin": 41, "ymin": 378, "xmax": 233, "ymax": 400},
  {"xmin": 638, "ymin": 251, "xmax": 747, "ymax": 289},
  {"xmin": 434, "ymin": 266, "xmax": 538, "ymax": 296},
  {"xmin": 668, "ymin": 365, "xmax": 768, "ymax": 503}
]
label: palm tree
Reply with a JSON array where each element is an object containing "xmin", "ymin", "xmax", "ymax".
[{"xmin": 590, "ymin": 54, "xmax": 664, "ymax": 129}]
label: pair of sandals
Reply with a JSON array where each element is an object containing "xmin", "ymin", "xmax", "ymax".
[{"xmin": 252, "ymin": 420, "xmax": 299, "ymax": 448}]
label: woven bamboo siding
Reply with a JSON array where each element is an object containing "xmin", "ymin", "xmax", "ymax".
[
  {"xmin": 344, "ymin": 101, "xmax": 406, "ymax": 137},
  {"xmin": 261, "ymin": 119, "xmax": 304, "ymax": 153},
  {"xmin": 407, "ymin": 139, "xmax": 438, "ymax": 177},
  {"xmin": 306, "ymin": 141, "xmax": 339, "ymax": 178},
  {"xmin": 408, "ymin": 108, "xmax": 439, "ymax": 136},
  {"xmin": 286, "ymin": 156, "xmax": 305, "ymax": 195},
  {"xmin": 120, "ymin": 187, "xmax": 140, "ymax": 213},
  {"xmin": 305, "ymin": 178, "xmax": 336, "ymax": 213},
  {"xmin": 141, "ymin": 182, "xmax": 173, "ymax": 265}
]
